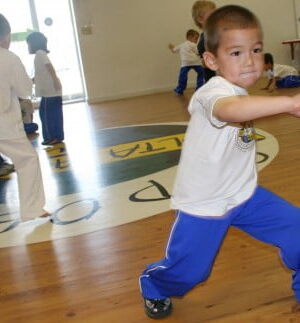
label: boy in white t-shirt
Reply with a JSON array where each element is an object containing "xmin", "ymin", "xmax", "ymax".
[
  {"xmin": 26, "ymin": 32, "xmax": 64, "ymax": 146},
  {"xmin": 140, "ymin": 5, "xmax": 300, "ymax": 319},
  {"xmin": 262, "ymin": 52, "xmax": 299, "ymax": 90},
  {"xmin": 169, "ymin": 29, "xmax": 204, "ymax": 95}
]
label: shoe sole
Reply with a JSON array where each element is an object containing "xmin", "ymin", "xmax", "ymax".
[{"xmin": 144, "ymin": 303, "xmax": 173, "ymax": 319}]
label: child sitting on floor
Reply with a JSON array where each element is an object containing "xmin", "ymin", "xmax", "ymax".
[{"xmin": 262, "ymin": 52, "xmax": 300, "ymax": 90}]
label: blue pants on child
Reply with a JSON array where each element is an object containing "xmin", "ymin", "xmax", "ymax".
[
  {"xmin": 276, "ymin": 75, "xmax": 300, "ymax": 88},
  {"xmin": 140, "ymin": 186, "xmax": 300, "ymax": 301},
  {"xmin": 39, "ymin": 96, "xmax": 64, "ymax": 142},
  {"xmin": 174, "ymin": 65, "xmax": 204, "ymax": 94},
  {"xmin": 24, "ymin": 122, "xmax": 38, "ymax": 134}
]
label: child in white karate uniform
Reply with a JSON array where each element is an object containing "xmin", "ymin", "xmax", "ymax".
[{"xmin": 0, "ymin": 14, "xmax": 48, "ymax": 221}]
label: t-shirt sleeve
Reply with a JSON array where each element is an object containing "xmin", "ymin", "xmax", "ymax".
[
  {"xmin": 191, "ymin": 43, "xmax": 200, "ymax": 56},
  {"xmin": 11, "ymin": 54, "xmax": 32, "ymax": 98},
  {"xmin": 38, "ymin": 50, "xmax": 51, "ymax": 65},
  {"xmin": 196, "ymin": 82, "xmax": 235, "ymax": 128},
  {"xmin": 206, "ymin": 94, "xmax": 228, "ymax": 127}
]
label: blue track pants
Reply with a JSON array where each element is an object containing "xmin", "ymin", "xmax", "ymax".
[
  {"xmin": 276, "ymin": 75, "xmax": 300, "ymax": 88},
  {"xmin": 39, "ymin": 96, "xmax": 64, "ymax": 142},
  {"xmin": 140, "ymin": 186, "xmax": 300, "ymax": 301},
  {"xmin": 174, "ymin": 65, "xmax": 204, "ymax": 94}
]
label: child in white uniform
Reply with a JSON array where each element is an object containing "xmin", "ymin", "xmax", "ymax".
[
  {"xmin": 140, "ymin": 5, "xmax": 300, "ymax": 319},
  {"xmin": 0, "ymin": 14, "xmax": 48, "ymax": 221}
]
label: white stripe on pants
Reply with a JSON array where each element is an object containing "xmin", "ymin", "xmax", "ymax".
[{"xmin": 0, "ymin": 137, "xmax": 46, "ymax": 220}]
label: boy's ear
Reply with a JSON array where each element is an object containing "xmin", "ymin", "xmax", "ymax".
[
  {"xmin": 0, "ymin": 33, "xmax": 10, "ymax": 49},
  {"xmin": 203, "ymin": 51, "xmax": 218, "ymax": 71}
]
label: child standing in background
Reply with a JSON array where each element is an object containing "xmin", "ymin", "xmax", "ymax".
[
  {"xmin": 0, "ymin": 154, "xmax": 14, "ymax": 176},
  {"xmin": 26, "ymin": 32, "xmax": 64, "ymax": 145},
  {"xmin": 169, "ymin": 29, "xmax": 204, "ymax": 95},
  {"xmin": 191, "ymin": 0, "xmax": 216, "ymax": 82}
]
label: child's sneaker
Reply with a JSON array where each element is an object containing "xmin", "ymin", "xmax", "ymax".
[
  {"xmin": 144, "ymin": 297, "xmax": 172, "ymax": 319},
  {"xmin": 173, "ymin": 89, "xmax": 183, "ymax": 96}
]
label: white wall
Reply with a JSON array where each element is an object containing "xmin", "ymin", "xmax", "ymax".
[
  {"xmin": 72, "ymin": 0, "xmax": 298, "ymax": 103},
  {"xmin": 218, "ymin": 0, "xmax": 298, "ymax": 68}
]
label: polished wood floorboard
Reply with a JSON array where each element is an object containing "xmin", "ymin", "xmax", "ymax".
[{"xmin": 1, "ymin": 83, "xmax": 300, "ymax": 322}]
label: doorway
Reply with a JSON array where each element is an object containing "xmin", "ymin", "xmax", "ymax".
[{"xmin": 0, "ymin": 0, "xmax": 86, "ymax": 102}]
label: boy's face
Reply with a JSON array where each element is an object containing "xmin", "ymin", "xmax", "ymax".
[
  {"xmin": 189, "ymin": 35, "xmax": 199, "ymax": 44},
  {"xmin": 206, "ymin": 28, "xmax": 264, "ymax": 89}
]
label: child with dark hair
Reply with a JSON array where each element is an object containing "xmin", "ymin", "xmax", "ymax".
[
  {"xmin": 169, "ymin": 29, "xmax": 204, "ymax": 95},
  {"xmin": 140, "ymin": 5, "xmax": 300, "ymax": 319},
  {"xmin": 26, "ymin": 32, "xmax": 64, "ymax": 145},
  {"xmin": 263, "ymin": 52, "xmax": 299, "ymax": 90}
]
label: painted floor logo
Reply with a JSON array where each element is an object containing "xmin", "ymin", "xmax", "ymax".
[{"xmin": 0, "ymin": 123, "xmax": 279, "ymax": 247}]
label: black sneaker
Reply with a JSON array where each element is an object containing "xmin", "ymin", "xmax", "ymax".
[
  {"xmin": 173, "ymin": 89, "xmax": 183, "ymax": 96},
  {"xmin": 144, "ymin": 297, "xmax": 172, "ymax": 319}
]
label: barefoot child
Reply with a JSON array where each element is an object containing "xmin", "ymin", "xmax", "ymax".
[{"xmin": 0, "ymin": 14, "xmax": 48, "ymax": 221}]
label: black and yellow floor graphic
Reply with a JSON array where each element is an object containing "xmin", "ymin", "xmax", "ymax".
[{"xmin": 0, "ymin": 123, "xmax": 279, "ymax": 247}]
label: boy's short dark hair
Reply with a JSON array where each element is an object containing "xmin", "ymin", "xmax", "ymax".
[
  {"xmin": 264, "ymin": 53, "xmax": 274, "ymax": 66},
  {"xmin": 0, "ymin": 14, "xmax": 11, "ymax": 40},
  {"xmin": 26, "ymin": 32, "xmax": 49, "ymax": 53},
  {"xmin": 204, "ymin": 5, "xmax": 262, "ymax": 54},
  {"xmin": 186, "ymin": 29, "xmax": 199, "ymax": 39}
]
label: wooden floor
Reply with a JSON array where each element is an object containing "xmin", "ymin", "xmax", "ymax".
[{"xmin": 1, "ymin": 83, "xmax": 300, "ymax": 322}]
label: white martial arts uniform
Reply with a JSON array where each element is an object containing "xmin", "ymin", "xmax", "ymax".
[{"xmin": 0, "ymin": 47, "xmax": 46, "ymax": 220}]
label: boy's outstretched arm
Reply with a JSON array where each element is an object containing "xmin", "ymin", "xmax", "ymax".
[{"xmin": 213, "ymin": 94, "xmax": 300, "ymax": 123}]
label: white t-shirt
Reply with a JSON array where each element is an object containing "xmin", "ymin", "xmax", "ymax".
[
  {"xmin": 34, "ymin": 49, "xmax": 62, "ymax": 97},
  {"xmin": 173, "ymin": 40, "xmax": 202, "ymax": 67},
  {"xmin": 267, "ymin": 63, "xmax": 298, "ymax": 79},
  {"xmin": 0, "ymin": 47, "xmax": 32, "ymax": 139},
  {"xmin": 171, "ymin": 76, "xmax": 257, "ymax": 217}
]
